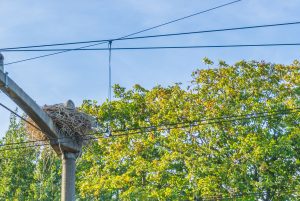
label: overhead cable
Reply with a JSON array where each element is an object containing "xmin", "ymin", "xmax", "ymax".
[
  {"xmin": 102, "ymin": 108, "xmax": 300, "ymax": 138},
  {"xmin": 0, "ymin": 106, "xmax": 298, "ymax": 150},
  {"xmin": 2, "ymin": 43, "xmax": 300, "ymax": 52},
  {"xmin": 0, "ymin": 102, "xmax": 41, "ymax": 131},
  {"xmin": 0, "ymin": 143, "xmax": 49, "ymax": 152},
  {"xmin": 1, "ymin": 107, "xmax": 299, "ymax": 147},
  {"xmin": 3, "ymin": 0, "xmax": 242, "ymax": 66},
  {"xmin": 1, "ymin": 20, "xmax": 299, "ymax": 51}
]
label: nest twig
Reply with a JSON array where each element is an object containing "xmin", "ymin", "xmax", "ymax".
[{"xmin": 26, "ymin": 103, "xmax": 94, "ymax": 144}]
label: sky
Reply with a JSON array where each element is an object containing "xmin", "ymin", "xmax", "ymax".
[{"xmin": 0, "ymin": 0, "xmax": 300, "ymax": 137}]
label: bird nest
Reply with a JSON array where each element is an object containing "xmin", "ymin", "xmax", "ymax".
[{"xmin": 26, "ymin": 103, "xmax": 94, "ymax": 144}]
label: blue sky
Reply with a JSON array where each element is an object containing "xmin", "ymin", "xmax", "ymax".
[{"xmin": 0, "ymin": 0, "xmax": 300, "ymax": 137}]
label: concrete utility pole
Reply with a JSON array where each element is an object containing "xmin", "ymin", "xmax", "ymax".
[
  {"xmin": 0, "ymin": 53, "xmax": 3, "ymax": 71},
  {"xmin": 0, "ymin": 53, "xmax": 81, "ymax": 201},
  {"xmin": 61, "ymin": 100, "xmax": 78, "ymax": 201},
  {"xmin": 62, "ymin": 152, "xmax": 77, "ymax": 200}
]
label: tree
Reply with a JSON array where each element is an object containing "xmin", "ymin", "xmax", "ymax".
[
  {"xmin": 78, "ymin": 60, "xmax": 300, "ymax": 200},
  {"xmin": 0, "ymin": 114, "xmax": 61, "ymax": 201},
  {"xmin": 30, "ymin": 149, "xmax": 61, "ymax": 201},
  {"xmin": 0, "ymin": 113, "xmax": 37, "ymax": 200},
  {"xmin": 1, "ymin": 59, "xmax": 299, "ymax": 200}
]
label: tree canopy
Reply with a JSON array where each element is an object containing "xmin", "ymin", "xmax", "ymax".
[{"xmin": 0, "ymin": 59, "xmax": 299, "ymax": 200}]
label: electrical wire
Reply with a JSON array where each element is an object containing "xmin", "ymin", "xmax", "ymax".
[
  {"xmin": 0, "ymin": 143, "xmax": 49, "ymax": 152},
  {"xmin": 201, "ymin": 188, "xmax": 300, "ymax": 201},
  {"xmin": 0, "ymin": 108, "xmax": 298, "ymax": 152},
  {"xmin": 97, "ymin": 107, "xmax": 300, "ymax": 134},
  {"xmin": 102, "ymin": 109, "xmax": 300, "ymax": 138},
  {"xmin": 6, "ymin": 107, "xmax": 300, "ymax": 143},
  {"xmin": 0, "ymin": 139, "xmax": 48, "ymax": 147},
  {"xmin": 3, "ymin": 42, "xmax": 108, "ymax": 66},
  {"xmin": 3, "ymin": 0, "xmax": 242, "ymax": 66},
  {"xmin": 0, "ymin": 102, "xmax": 41, "ymax": 131},
  {"xmin": 0, "ymin": 151, "xmax": 40, "ymax": 161},
  {"xmin": 3, "ymin": 43, "xmax": 300, "ymax": 52},
  {"xmin": 106, "ymin": 21, "xmax": 300, "ymax": 42},
  {"xmin": 224, "ymin": 189, "xmax": 295, "ymax": 199},
  {"xmin": 106, "ymin": 41, "xmax": 113, "ymax": 136},
  {"xmin": 108, "ymin": 41, "xmax": 112, "ymax": 103},
  {"xmin": 0, "ymin": 110, "xmax": 285, "ymax": 149},
  {"xmin": 1, "ymin": 20, "xmax": 299, "ymax": 51},
  {"xmin": 1, "ymin": 106, "xmax": 299, "ymax": 147}
]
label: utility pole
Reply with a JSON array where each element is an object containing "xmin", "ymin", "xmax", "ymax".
[
  {"xmin": 61, "ymin": 100, "xmax": 78, "ymax": 201},
  {"xmin": 0, "ymin": 53, "xmax": 82, "ymax": 201},
  {"xmin": 61, "ymin": 152, "xmax": 77, "ymax": 201},
  {"xmin": 0, "ymin": 53, "xmax": 3, "ymax": 71}
]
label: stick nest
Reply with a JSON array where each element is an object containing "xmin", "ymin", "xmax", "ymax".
[{"xmin": 26, "ymin": 103, "xmax": 94, "ymax": 144}]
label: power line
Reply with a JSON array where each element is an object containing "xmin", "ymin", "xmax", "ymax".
[
  {"xmin": 1, "ymin": 107, "xmax": 299, "ymax": 147},
  {"xmin": 92, "ymin": 21, "xmax": 300, "ymax": 42},
  {"xmin": 3, "ymin": 43, "xmax": 300, "ymax": 52},
  {"xmin": 0, "ymin": 143, "xmax": 49, "ymax": 152},
  {"xmin": 0, "ymin": 107, "xmax": 299, "ymax": 151},
  {"xmin": 107, "ymin": 41, "xmax": 113, "ymax": 136},
  {"xmin": 113, "ymin": 0, "xmax": 242, "ymax": 40},
  {"xmin": 103, "ymin": 107, "xmax": 300, "ymax": 134},
  {"xmin": 201, "ymin": 188, "xmax": 300, "ymax": 201},
  {"xmin": 0, "ymin": 139, "xmax": 49, "ymax": 147},
  {"xmin": 0, "ymin": 153, "xmax": 41, "ymax": 161},
  {"xmin": 3, "ymin": 0, "xmax": 241, "ymax": 66},
  {"xmin": 6, "ymin": 107, "xmax": 300, "ymax": 144},
  {"xmin": 0, "ymin": 102, "xmax": 41, "ymax": 131},
  {"xmin": 103, "ymin": 108, "xmax": 300, "ymax": 138},
  {"xmin": 1, "ymin": 20, "xmax": 299, "ymax": 51},
  {"xmin": 108, "ymin": 41, "xmax": 112, "ymax": 103},
  {"xmin": 3, "ymin": 42, "xmax": 108, "ymax": 66},
  {"xmin": 0, "ymin": 108, "xmax": 298, "ymax": 152}
]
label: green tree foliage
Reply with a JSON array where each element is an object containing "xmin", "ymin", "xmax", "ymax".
[
  {"xmin": 30, "ymin": 150, "xmax": 61, "ymax": 201},
  {"xmin": 0, "ymin": 114, "xmax": 61, "ymax": 200},
  {"xmin": 79, "ymin": 60, "xmax": 300, "ymax": 200},
  {"xmin": 0, "ymin": 60, "xmax": 299, "ymax": 200},
  {"xmin": 0, "ymin": 113, "xmax": 37, "ymax": 200}
]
